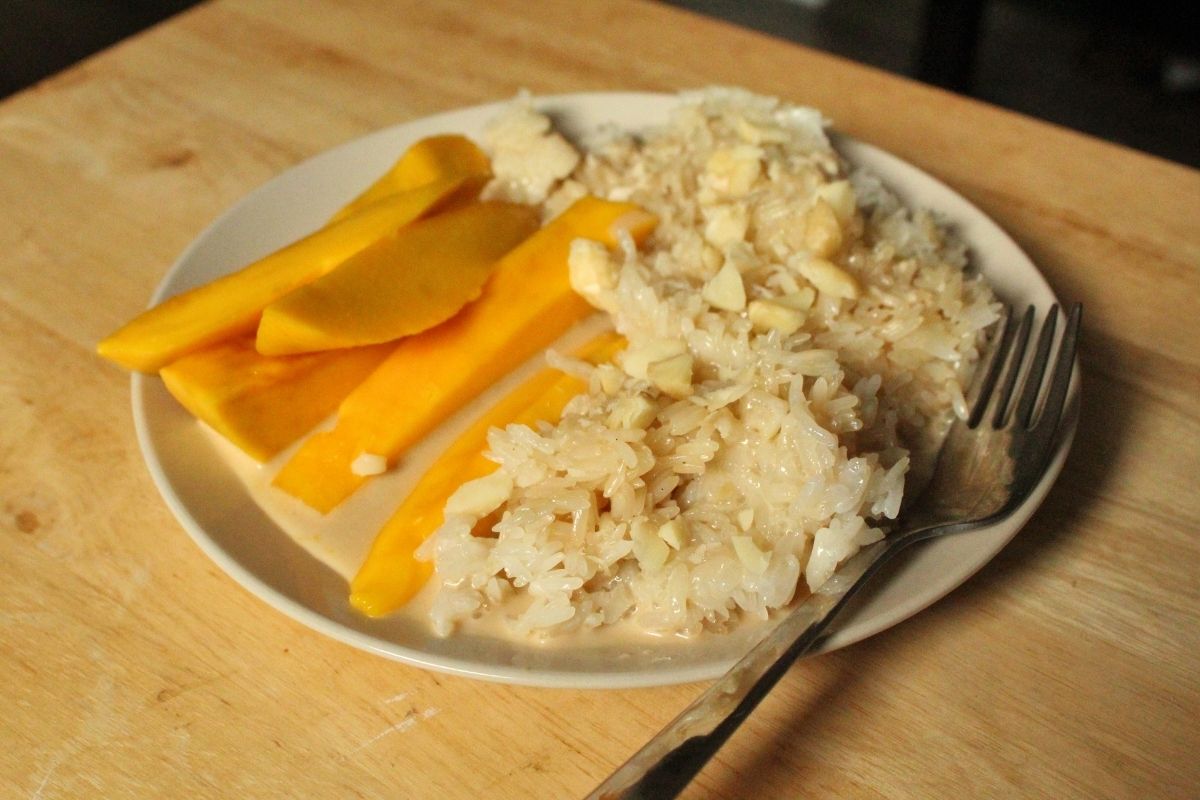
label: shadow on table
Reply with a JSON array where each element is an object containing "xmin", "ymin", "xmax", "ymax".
[{"xmin": 946, "ymin": 320, "xmax": 1125, "ymax": 588}]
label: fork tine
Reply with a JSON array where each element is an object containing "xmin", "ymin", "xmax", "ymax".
[
  {"xmin": 1032, "ymin": 302, "xmax": 1082, "ymax": 435},
  {"xmin": 1015, "ymin": 305, "xmax": 1059, "ymax": 427},
  {"xmin": 991, "ymin": 305, "xmax": 1035, "ymax": 428},
  {"xmin": 967, "ymin": 305, "xmax": 1016, "ymax": 428}
]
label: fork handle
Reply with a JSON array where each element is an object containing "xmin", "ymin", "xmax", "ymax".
[{"xmin": 583, "ymin": 535, "xmax": 914, "ymax": 800}]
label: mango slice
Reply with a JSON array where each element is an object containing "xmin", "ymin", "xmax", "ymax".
[
  {"xmin": 349, "ymin": 332, "xmax": 626, "ymax": 617},
  {"xmin": 272, "ymin": 195, "xmax": 658, "ymax": 513},
  {"xmin": 329, "ymin": 135, "xmax": 491, "ymax": 224},
  {"xmin": 256, "ymin": 201, "xmax": 540, "ymax": 356},
  {"xmin": 98, "ymin": 174, "xmax": 483, "ymax": 372},
  {"xmin": 160, "ymin": 336, "xmax": 395, "ymax": 462}
]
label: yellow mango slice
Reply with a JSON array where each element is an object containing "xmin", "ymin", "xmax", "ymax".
[
  {"xmin": 329, "ymin": 135, "xmax": 491, "ymax": 224},
  {"xmin": 256, "ymin": 201, "xmax": 540, "ymax": 356},
  {"xmin": 272, "ymin": 195, "xmax": 657, "ymax": 513},
  {"xmin": 160, "ymin": 336, "xmax": 395, "ymax": 462},
  {"xmin": 350, "ymin": 332, "xmax": 626, "ymax": 617},
  {"xmin": 97, "ymin": 174, "xmax": 483, "ymax": 373}
]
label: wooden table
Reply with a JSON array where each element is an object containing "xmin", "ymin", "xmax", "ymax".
[{"xmin": 3, "ymin": 1, "xmax": 1198, "ymax": 797}]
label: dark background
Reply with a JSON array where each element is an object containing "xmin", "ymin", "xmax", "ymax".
[{"xmin": 2, "ymin": 0, "xmax": 1197, "ymax": 167}]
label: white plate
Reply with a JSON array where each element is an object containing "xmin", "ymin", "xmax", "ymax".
[{"xmin": 133, "ymin": 92, "xmax": 1076, "ymax": 688}]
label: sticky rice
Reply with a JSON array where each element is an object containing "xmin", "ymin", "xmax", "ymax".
[{"xmin": 419, "ymin": 88, "xmax": 1000, "ymax": 638}]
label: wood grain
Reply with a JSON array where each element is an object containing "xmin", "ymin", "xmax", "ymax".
[{"xmin": 2, "ymin": 1, "xmax": 1198, "ymax": 797}]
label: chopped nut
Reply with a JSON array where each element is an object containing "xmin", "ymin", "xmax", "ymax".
[
  {"xmin": 596, "ymin": 364, "xmax": 625, "ymax": 395},
  {"xmin": 702, "ymin": 261, "xmax": 747, "ymax": 311},
  {"xmin": 632, "ymin": 519, "xmax": 670, "ymax": 571},
  {"xmin": 350, "ymin": 452, "xmax": 388, "ymax": 477},
  {"xmin": 483, "ymin": 102, "xmax": 580, "ymax": 204},
  {"xmin": 568, "ymin": 238, "xmax": 618, "ymax": 312},
  {"xmin": 731, "ymin": 535, "xmax": 770, "ymax": 574},
  {"xmin": 816, "ymin": 180, "xmax": 857, "ymax": 225},
  {"xmin": 703, "ymin": 204, "xmax": 749, "ymax": 248},
  {"xmin": 776, "ymin": 287, "xmax": 816, "ymax": 310},
  {"xmin": 705, "ymin": 145, "xmax": 762, "ymax": 196},
  {"xmin": 797, "ymin": 257, "xmax": 861, "ymax": 300},
  {"xmin": 607, "ymin": 395, "xmax": 658, "ymax": 429},
  {"xmin": 804, "ymin": 198, "xmax": 843, "ymax": 258},
  {"xmin": 736, "ymin": 508, "xmax": 755, "ymax": 530},
  {"xmin": 748, "ymin": 299, "xmax": 805, "ymax": 335},
  {"xmin": 568, "ymin": 239, "xmax": 617, "ymax": 289},
  {"xmin": 444, "ymin": 470, "xmax": 513, "ymax": 517},
  {"xmin": 658, "ymin": 518, "xmax": 687, "ymax": 549},
  {"xmin": 622, "ymin": 338, "xmax": 688, "ymax": 380},
  {"xmin": 646, "ymin": 352, "xmax": 694, "ymax": 398},
  {"xmin": 733, "ymin": 114, "xmax": 788, "ymax": 145},
  {"xmin": 701, "ymin": 243, "xmax": 723, "ymax": 275}
]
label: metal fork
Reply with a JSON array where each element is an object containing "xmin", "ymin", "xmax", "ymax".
[{"xmin": 586, "ymin": 303, "xmax": 1082, "ymax": 800}]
